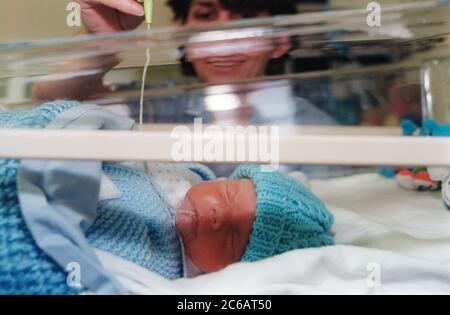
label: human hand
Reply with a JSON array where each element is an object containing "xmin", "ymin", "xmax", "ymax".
[{"xmin": 77, "ymin": 0, "xmax": 145, "ymax": 33}]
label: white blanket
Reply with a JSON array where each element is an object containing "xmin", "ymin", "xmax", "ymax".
[{"xmin": 96, "ymin": 174, "xmax": 450, "ymax": 294}]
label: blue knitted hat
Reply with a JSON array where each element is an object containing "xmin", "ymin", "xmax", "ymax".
[{"xmin": 230, "ymin": 165, "xmax": 335, "ymax": 262}]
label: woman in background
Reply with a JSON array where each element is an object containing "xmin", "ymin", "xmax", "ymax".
[{"xmin": 33, "ymin": 0, "xmax": 336, "ymax": 177}]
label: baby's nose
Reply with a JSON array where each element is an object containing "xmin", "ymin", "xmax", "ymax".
[{"xmin": 210, "ymin": 205, "xmax": 228, "ymax": 230}]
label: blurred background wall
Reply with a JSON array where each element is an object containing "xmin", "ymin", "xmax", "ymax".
[
  {"xmin": 0, "ymin": 0, "xmax": 417, "ymax": 42},
  {"xmin": 0, "ymin": 0, "xmax": 174, "ymax": 42}
]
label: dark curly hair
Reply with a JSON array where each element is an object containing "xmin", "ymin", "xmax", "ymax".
[{"xmin": 166, "ymin": 0, "xmax": 298, "ymax": 22}]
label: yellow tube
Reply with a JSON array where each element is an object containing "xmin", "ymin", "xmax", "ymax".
[{"xmin": 137, "ymin": 0, "xmax": 153, "ymax": 25}]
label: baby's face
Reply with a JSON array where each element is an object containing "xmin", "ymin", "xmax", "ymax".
[{"xmin": 175, "ymin": 179, "xmax": 256, "ymax": 273}]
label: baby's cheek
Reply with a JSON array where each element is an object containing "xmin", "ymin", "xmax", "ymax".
[{"xmin": 185, "ymin": 237, "xmax": 236, "ymax": 272}]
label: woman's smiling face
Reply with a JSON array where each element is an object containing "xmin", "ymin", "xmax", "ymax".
[
  {"xmin": 175, "ymin": 179, "xmax": 257, "ymax": 272},
  {"xmin": 182, "ymin": 0, "xmax": 290, "ymax": 83}
]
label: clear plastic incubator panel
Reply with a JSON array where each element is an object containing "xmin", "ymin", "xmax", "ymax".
[{"xmin": 0, "ymin": 1, "xmax": 449, "ymax": 176}]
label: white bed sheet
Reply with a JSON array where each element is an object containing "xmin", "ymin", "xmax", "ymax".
[{"xmin": 96, "ymin": 173, "xmax": 450, "ymax": 294}]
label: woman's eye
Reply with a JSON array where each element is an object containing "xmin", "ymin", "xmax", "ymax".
[
  {"xmin": 194, "ymin": 11, "xmax": 215, "ymax": 20},
  {"xmin": 241, "ymin": 13, "xmax": 255, "ymax": 19}
]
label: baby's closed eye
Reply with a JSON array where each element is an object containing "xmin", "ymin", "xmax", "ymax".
[{"xmin": 225, "ymin": 182, "xmax": 238, "ymax": 204}]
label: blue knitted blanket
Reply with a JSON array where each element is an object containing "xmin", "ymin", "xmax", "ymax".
[
  {"xmin": 87, "ymin": 163, "xmax": 184, "ymax": 280},
  {"xmin": 0, "ymin": 102, "xmax": 80, "ymax": 294},
  {"xmin": 0, "ymin": 101, "xmax": 184, "ymax": 294}
]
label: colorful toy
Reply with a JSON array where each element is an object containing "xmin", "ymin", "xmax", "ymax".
[
  {"xmin": 396, "ymin": 167, "xmax": 440, "ymax": 191},
  {"xmin": 393, "ymin": 120, "xmax": 439, "ymax": 191},
  {"xmin": 394, "ymin": 119, "xmax": 450, "ymax": 209}
]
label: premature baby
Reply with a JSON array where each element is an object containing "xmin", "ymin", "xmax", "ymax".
[
  {"xmin": 0, "ymin": 102, "xmax": 334, "ymax": 294},
  {"xmin": 144, "ymin": 163, "xmax": 334, "ymax": 276},
  {"xmin": 85, "ymin": 161, "xmax": 335, "ymax": 280},
  {"xmin": 175, "ymin": 165, "xmax": 335, "ymax": 274}
]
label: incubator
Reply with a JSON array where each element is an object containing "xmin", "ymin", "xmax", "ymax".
[
  {"xmin": 0, "ymin": 1, "xmax": 449, "ymax": 169},
  {"xmin": 1, "ymin": 1, "xmax": 450, "ymax": 294}
]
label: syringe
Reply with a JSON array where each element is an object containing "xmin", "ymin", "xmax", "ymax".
[{"xmin": 137, "ymin": 0, "xmax": 154, "ymax": 27}]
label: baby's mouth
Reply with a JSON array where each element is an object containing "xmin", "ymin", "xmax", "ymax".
[{"xmin": 175, "ymin": 198, "xmax": 198, "ymax": 240}]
